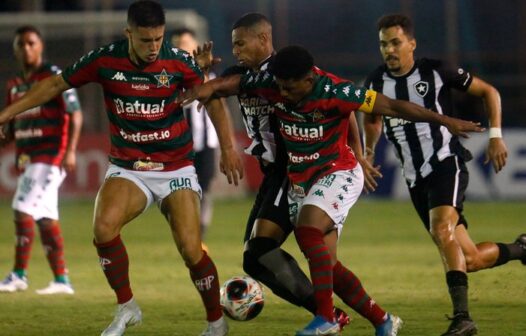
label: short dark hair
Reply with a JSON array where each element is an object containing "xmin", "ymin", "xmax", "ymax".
[
  {"xmin": 15, "ymin": 25, "xmax": 42, "ymax": 39},
  {"xmin": 127, "ymin": 0, "xmax": 165, "ymax": 28},
  {"xmin": 270, "ymin": 45, "xmax": 313, "ymax": 80},
  {"xmin": 376, "ymin": 14, "xmax": 414, "ymax": 38},
  {"xmin": 232, "ymin": 12, "xmax": 270, "ymax": 30},
  {"xmin": 171, "ymin": 27, "xmax": 196, "ymax": 39}
]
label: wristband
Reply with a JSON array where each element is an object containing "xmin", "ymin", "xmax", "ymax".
[{"xmin": 489, "ymin": 127, "xmax": 502, "ymax": 139}]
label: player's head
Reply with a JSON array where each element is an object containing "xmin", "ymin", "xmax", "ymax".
[
  {"xmin": 171, "ymin": 28, "xmax": 198, "ymax": 54},
  {"xmin": 376, "ymin": 13, "xmax": 416, "ymax": 76},
  {"xmin": 13, "ymin": 25, "xmax": 44, "ymax": 68},
  {"xmin": 126, "ymin": 0, "xmax": 165, "ymax": 64},
  {"xmin": 231, "ymin": 13, "xmax": 273, "ymax": 70},
  {"xmin": 270, "ymin": 45, "xmax": 315, "ymax": 104}
]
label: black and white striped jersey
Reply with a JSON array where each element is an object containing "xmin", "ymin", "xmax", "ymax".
[
  {"xmin": 364, "ymin": 58, "xmax": 474, "ymax": 187},
  {"xmin": 222, "ymin": 56, "xmax": 287, "ymax": 170}
]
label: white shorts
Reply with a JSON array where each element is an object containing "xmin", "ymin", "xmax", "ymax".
[
  {"xmin": 288, "ymin": 165, "xmax": 364, "ymax": 236},
  {"xmin": 104, "ymin": 164, "xmax": 202, "ymax": 210},
  {"xmin": 12, "ymin": 163, "xmax": 66, "ymax": 221}
]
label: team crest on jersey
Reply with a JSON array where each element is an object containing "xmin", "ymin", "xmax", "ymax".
[
  {"xmin": 413, "ymin": 80, "xmax": 429, "ymax": 98},
  {"xmin": 155, "ymin": 68, "xmax": 173, "ymax": 88},
  {"xmin": 311, "ymin": 109, "xmax": 324, "ymax": 122}
]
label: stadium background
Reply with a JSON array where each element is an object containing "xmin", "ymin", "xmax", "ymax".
[{"xmin": 0, "ymin": 0, "xmax": 525, "ymax": 200}]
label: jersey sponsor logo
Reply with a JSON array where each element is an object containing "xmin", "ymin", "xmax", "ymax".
[
  {"xmin": 131, "ymin": 83, "xmax": 150, "ymax": 91},
  {"xmin": 113, "ymin": 98, "xmax": 165, "ymax": 117},
  {"xmin": 288, "ymin": 152, "xmax": 320, "ymax": 164},
  {"xmin": 170, "ymin": 177, "xmax": 193, "ymax": 192},
  {"xmin": 280, "ymin": 121, "xmax": 323, "ymax": 140},
  {"xmin": 132, "ymin": 160, "xmax": 164, "ymax": 171},
  {"xmin": 14, "ymin": 128, "xmax": 43, "ymax": 139},
  {"xmin": 291, "ymin": 184, "xmax": 305, "ymax": 197},
  {"xmin": 318, "ymin": 174, "xmax": 336, "ymax": 188},
  {"xmin": 132, "ymin": 76, "xmax": 150, "ymax": 82},
  {"xmin": 240, "ymin": 97, "xmax": 274, "ymax": 116},
  {"xmin": 413, "ymin": 80, "xmax": 429, "ymax": 97},
  {"xmin": 385, "ymin": 116, "xmax": 412, "ymax": 128},
  {"xmin": 112, "ymin": 72, "xmax": 127, "ymax": 81},
  {"xmin": 119, "ymin": 128, "xmax": 171, "ymax": 143},
  {"xmin": 194, "ymin": 275, "xmax": 215, "ymax": 291},
  {"xmin": 155, "ymin": 68, "xmax": 173, "ymax": 88}
]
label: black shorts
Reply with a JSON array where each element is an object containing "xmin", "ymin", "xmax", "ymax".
[
  {"xmin": 243, "ymin": 163, "xmax": 293, "ymax": 243},
  {"xmin": 194, "ymin": 147, "xmax": 217, "ymax": 192},
  {"xmin": 408, "ymin": 156, "xmax": 469, "ymax": 231}
]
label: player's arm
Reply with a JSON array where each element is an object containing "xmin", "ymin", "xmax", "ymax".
[
  {"xmin": 179, "ymin": 75, "xmax": 242, "ymax": 107},
  {"xmin": 62, "ymin": 110, "xmax": 83, "ymax": 172},
  {"xmin": 362, "ymin": 90, "xmax": 484, "ymax": 137},
  {"xmin": 467, "ymin": 76, "xmax": 507, "ymax": 172},
  {"xmin": 0, "ymin": 74, "xmax": 70, "ymax": 127},
  {"xmin": 347, "ymin": 113, "xmax": 381, "ymax": 193},
  {"xmin": 204, "ymin": 98, "xmax": 244, "ymax": 186},
  {"xmin": 362, "ymin": 112, "xmax": 383, "ymax": 167}
]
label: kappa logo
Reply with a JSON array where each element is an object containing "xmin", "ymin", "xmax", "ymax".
[
  {"xmin": 155, "ymin": 68, "xmax": 173, "ymax": 88},
  {"xmin": 414, "ymin": 80, "xmax": 429, "ymax": 97},
  {"xmin": 112, "ymin": 72, "xmax": 127, "ymax": 81}
]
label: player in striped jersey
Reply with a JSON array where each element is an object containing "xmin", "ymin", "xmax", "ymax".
[
  {"xmin": 363, "ymin": 14, "xmax": 526, "ymax": 336},
  {"xmin": 179, "ymin": 45, "xmax": 483, "ymax": 336},
  {"xmin": 0, "ymin": 25, "xmax": 82, "ymax": 295},
  {"xmin": 0, "ymin": 2, "xmax": 242, "ymax": 336}
]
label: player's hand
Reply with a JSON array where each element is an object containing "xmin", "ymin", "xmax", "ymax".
[
  {"xmin": 485, "ymin": 137, "xmax": 507, "ymax": 173},
  {"xmin": 177, "ymin": 83, "xmax": 215, "ymax": 108},
  {"xmin": 62, "ymin": 150, "xmax": 77, "ymax": 173},
  {"xmin": 219, "ymin": 146, "xmax": 244, "ymax": 186},
  {"xmin": 357, "ymin": 155, "xmax": 382, "ymax": 193},
  {"xmin": 193, "ymin": 41, "xmax": 222, "ymax": 73},
  {"xmin": 445, "ymin": 118, "xmax": 485, "ymax": 138}
]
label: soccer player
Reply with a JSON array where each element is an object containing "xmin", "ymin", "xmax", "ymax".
[
  {"xmin": 0, "ymin": 25, "xmax": 82, "ymax": 295},
  {"xmin": 171, "ymin": 28, "xmax": 220, "ymax": 244},
  {"xmin": 363, "ymin": 14, "xmax": 526, "ymax": 336},
  {"xmin": 0, "ymin": 1, "xmax": 243, "ymax": 336},
  {"xmin": 179, "ymin": 44, "xmax": 483, "ymax": 335}
]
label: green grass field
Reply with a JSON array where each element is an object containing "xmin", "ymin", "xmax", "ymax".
[{"xmin": 0, "ymin": 198, "xmax": 524, "ymax": 335}]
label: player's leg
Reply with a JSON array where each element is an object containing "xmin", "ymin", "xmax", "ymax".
[
  {"xmin": 161, "ymin": 188, "xmax": 227, "ymax": 336},
  {"xmin": 94, "ymin": 172, "xmax": 148, "ymax": 336},
  {"xmin": 194, "ymin": 147, "xmax": 216, "ymax": 241}
]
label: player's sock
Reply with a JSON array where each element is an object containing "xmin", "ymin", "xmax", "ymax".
[
  {"xmin": 244, "ymin": 237, "xmax": 317, "ymax": 314},
  {"xmin": 294, "ymin": 226, "xmax": 334, "ymax": 322},
  {"xmin": 14, "ymin": 217, "xmax": 35, "ymax": 275},
  {"xmin": 446, "ymin": 270, "xmax": 469, "ymax": 317},
  {"xmin": 94, "ymin": 235, "xmax": 132, "ymax": 304},
  {"xmin": 332, "ymin": 261, "xmax": 387, "ymax": 326},
  {"xmin": 492, "ymin": 242, "xmax": 525, "ymax": 267},
  {"xmin": 38, "ymin": 220, "xmax": 67, "ymax": 281},
  {"xmin": 188, "ymin": 251, "xmax": 223, "ymax": 322}
]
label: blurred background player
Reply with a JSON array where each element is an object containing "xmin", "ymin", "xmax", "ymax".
[
  {"xmin": 0, "ymin": 25, "xmax": 82, "ymax": 295},
  {"xmin": 0, "ymin": 1, "xmax": 243, "ymax": 336},
  {"xmin": 171, "ymin": 28, "xmax": 220, "ymax": 246},
  {"xmin": 363, "ymin": 13, "xmax": 526, "ymax": 336}
]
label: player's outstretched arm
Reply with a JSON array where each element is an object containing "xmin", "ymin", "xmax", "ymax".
[
  {"xmin": 0, "ymin": 74, "xmax": 70, "ymax": 128},
  {"xmin": 369, "ymin": 92, "xmax": 485, "ymax": 138},
  {"xmin": 178, "ymin": 75, "xmax": 242, "ymax": 107},
  {"xmin": 204, "ymin": 98, "xmax": 244, "ymax": 186}
]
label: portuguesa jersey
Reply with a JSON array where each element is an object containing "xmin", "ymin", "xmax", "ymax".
[
  {"xmin": 62, "ymin": 39, "xmax": 203, "ymax": 171},
  {"xmin": 239, "ymin": 66, "xmax": 377, "ymax": 194},
  {"xmin": 6, "ymin": 63, "xmax": 81, "ymax": 170}
]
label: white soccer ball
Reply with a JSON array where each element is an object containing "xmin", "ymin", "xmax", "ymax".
[{"xmin": 220, "ymin": 275, "xmax": 264, "ymax": 321}]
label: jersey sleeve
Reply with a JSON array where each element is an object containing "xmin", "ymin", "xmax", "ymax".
[
  {"xmin": 238, "ymin": 70, "xmax": 282, "ymax": 102},
  {"xmin": 330, "ymin": 82, "xmax": 377, "ymax": 114},
  {"xmin": 62, "ymin": 48, "xmax": 102, "ymax": 88},
  {"xmin": 434, "ymin": 59, "xmax": 473, "ymax": 92},
  {"xmin": 169, "ymin": 47, "xmax": 204, "ymax": 90},
  {"xmin": 221, "ymin": 65, "xmax": 248, "ymax": 77},
  {"xmin": 62, "ymin": 88, "xmax": 81, "ymax": 113}
]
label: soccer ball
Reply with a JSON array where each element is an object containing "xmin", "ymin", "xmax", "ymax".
[{"xmin": 220, "ymin": 275, "xmax": 264, "ymax": 321}]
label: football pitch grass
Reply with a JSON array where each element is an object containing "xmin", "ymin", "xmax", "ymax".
[{"xmin": 0, "ymin": 198, "xmax": 524, "ymax": 335}]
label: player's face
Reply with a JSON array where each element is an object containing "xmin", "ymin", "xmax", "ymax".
[
  {"xmin": 126, "ymin": 25, "xmax": 164, "ymax": 64},
  {"xmin": 379, "ymin": 25, "xmax": 416, "ymax": 76},
  {"xmin": 172, "ymin": 32, "xmax": 197, "ymax": 54},
  {"xmin": 13, "ymin": 32, "xmax": 43, "ymax": 68},
  {"xmin": 275, "ymin": 74, "xmax": 315, "ymax": 105},
  {"xmin": 232, "ymin": 27, "xmax": 264, "ymax": 69}
]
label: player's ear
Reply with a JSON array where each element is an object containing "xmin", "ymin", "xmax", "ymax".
[
  {"xmin": 124, "ymin": 27, "xmax": 131, "ymax": 39},
  {"xmin": 410, "ymin": 38, "xmax": 416, "ymax": 52}
]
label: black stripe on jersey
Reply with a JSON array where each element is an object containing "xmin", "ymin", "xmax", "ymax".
[
  {"xmin": 419, "ymin": 66, "xmax": 443, "ymax": 169},
  {"xmin": 396, "ymin": 77, "xmax": 424, "ymax": 181}
]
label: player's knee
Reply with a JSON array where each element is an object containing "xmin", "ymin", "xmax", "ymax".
[
  {"xmin": 429, "ymin": 220, "xmax": 455, "ymax": 245},
  {"xmin": 243, "ymin": 237, "xmax": 279, "ymax": 277},
  {"xmin": 464, "ymin": 252, "xmax": 483, "ymax": 272}
]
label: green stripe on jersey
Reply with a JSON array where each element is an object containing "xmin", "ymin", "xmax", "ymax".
[
  {"xmin": 16, "ymin": 136, "xmax": 61, "ymax": 148},
  {"xmin": 15, "ymin": 118, "xmax": 62, "ymax": 129}
]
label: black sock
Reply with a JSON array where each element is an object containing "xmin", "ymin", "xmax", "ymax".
[{"xmin": 446, "ymin": 270, "xmax": 469, "ymax": 317}]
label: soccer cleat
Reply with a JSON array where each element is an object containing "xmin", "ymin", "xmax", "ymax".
[
  {"xmin": 296, "ymin": 315, "xmax": 340, "ymax": 336},
  {"xmin": 376, "ymin": 314, "xmax": 403, "ymax": 336},
  {"xmin": 515, "ymin": 233, "xmax": 526, "ymax": 265},
  {"xmin": 36, "ymin": 281, "xmax": 75, "ymax": 295},
  {"xmin": 441, "ymin": 314, "xmax": 478, "ymax": 336},
  {"xmin": 333, "ymin": 307, "xmax": 351, "ymax": 331},
  {"xmin": 0, "ymin": 272, "xmax": 28, "ymax": 293},
  {"xmin": 101, "ymin": 298, "xmax": 142, "ymax": 336},
  {"xmin": 200, "ymin": 316, "xmax": 229, "ymax": 336}
]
